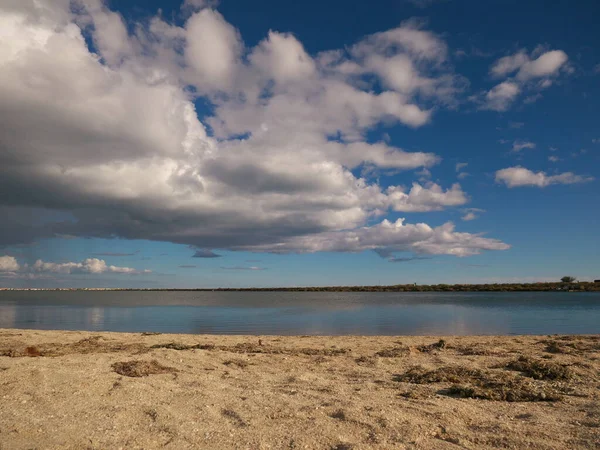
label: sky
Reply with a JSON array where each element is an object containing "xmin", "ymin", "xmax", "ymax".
[{"xmin": 0, "ymin": 0, "xmax": 598, "ymax": 288}]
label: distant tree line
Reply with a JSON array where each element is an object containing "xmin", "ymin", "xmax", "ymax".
[
  {"xmin": 561, "ymin": 276, "xmax": 577, "ymax": 283},
  {"xmin": 8, "ymin": 280, "xmax": 599, "ymax": 292}
]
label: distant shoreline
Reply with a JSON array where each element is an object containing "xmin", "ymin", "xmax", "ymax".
[{"xmin": 2, "ymin": 282, "xmax": 599, "ymax": 292}]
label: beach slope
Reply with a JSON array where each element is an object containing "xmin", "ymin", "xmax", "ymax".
[{"xmin": 1, "ymin": 330, "xmax": 599, "ymax": 449}]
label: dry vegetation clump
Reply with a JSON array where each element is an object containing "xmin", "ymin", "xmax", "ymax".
[
  {"xmin": 1, "ymin": 345, "xmax": 44, "ymax": 357},
  {"xmin": 145, "ymin": 409, "xmax": 158, "ymax": 422},
  {"xmin": 149, "ymin": 341, "xmax": 350, "ymax": 356},
  {"xmin": 111, "ymin": 360, "xmax": 178, "ymax": 377},
  {"xmin": 454, "ymin": 344, "xmax": 507, "ymax": 356},
  {"xmin": 15, "ymin": 337, "xmax": 150, "ymax": 357},
  {"xmin": 150, "ymin": 342, "xmax": 215, "ymax": 351},
  {"xmin": 375, "ymin": 345, "xmax": 411, "ymax": 357},
  {"xmin": 394, "ymin": 365, "xmax": 486, "ymax": 384},
  {"xmin": 329, "ymin": 409, "xmax": 347, "ymax": 421},
  {"xmin": 222, "ymin": 358, "xmax": 249, "ymax": 368},
  {"xmin": 221, "ymin": 409, "xmax": 247, "ymax": 427},
  {"xmin": 541, "ymin": 337, "xmax": 600, "ymax": 355},
  {"xmin": 227, "ymin": 343, "xmax": 269, "ymax": 353},
  {"xmin": 544, "ymin": 340, "xmax": 568, "ymax": 354},
  {"xmin": 225, "ymin": 343, "xmax": 350, "ymax": 356},
  {"xmin": 330, "ymin": 444, "xmax": 354, "ymax": 450},
  {"xmin": 417, "ymin": 339, "xmax": 447, "ymax": 353},
  {"xmin": 397, "ymin": 387, "xmax": 432, "ymax": 400},
  {"xmin": 354, "ymin": 355, "xmax": 378, "ymax": 366},
  {"xmin": 288, "ymin": 347, "xmax": 350, "ymax": 356},
  {"xmin": 446, "ymin": 379, "xmax": 560, "ymax": 402},
  {"xmin": 69, "ymin": 336, "xmax": 106, "ymax": 352},
  {"xmin": 394, "ymin": 365, "xmax": 562, "ymax": 402},
  {"xmin": 506, "ymin": 356, "xmax": 571, "ymax": 380},
  {"xmin": 24, "ymin": 346, "xmax": 42, "ymax": 357}
]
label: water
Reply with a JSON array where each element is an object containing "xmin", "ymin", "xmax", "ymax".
[{"xmin": 1, "ymin": 291, "xmax": 599, "ymax": 335}]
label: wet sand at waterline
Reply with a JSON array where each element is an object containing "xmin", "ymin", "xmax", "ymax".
[{"xmin": 1, "ymin": 329, "xmax": 599, "ymax": 449}]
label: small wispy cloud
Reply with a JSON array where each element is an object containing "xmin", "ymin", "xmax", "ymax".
[
  {"xmin": 374, "ymin": 249, "xmax": 432, "ymax": 263},
  {"xmin": 388, "ymin": 256, "xmax": 432, "ymax": 263},
  {"xmin": 461, "ymin": 208, "xmax": 485, "ymax": 221},
  {"xmin": 416, "ymin": 167, "xmax": 432, "ymax": 182},
  {"xmin": 220, "ymin": 266, "xmax": 266, "ymax": 271},
  {"xmin": 512, "ymin": 140, "xmax": 536, "ymax": 152},
  {"xmin": 509, "ymin": 121, "xmax": 524, "ymax": 129},
  {"xmin": 548, "ymin": 156, "xmax": 560, "ymax": 163},
  {"xmin": 523, "ymin": 93, "xmax": 542, "ymax": 104},
  {"xmin": 455, "ymin": 162, "xmax": 468, "ymax": 172},
  {"xmin": 455, "ymin": 162, "xmax": 469, "ymax": 179},
  {"xmin": 496, "ymin": 166, "xmax": 594, "ymax": 188},
  {"xmin": 178, "ymin": 265, "xmax": 197, "ymax": 268},
  {"xmin": 192, "ymin": 249, "xmax": 222, "ymax": 258}
]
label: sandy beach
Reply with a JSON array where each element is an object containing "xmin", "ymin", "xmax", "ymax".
[{"xmin": 0, "ymin": 330, "xmax": 599, "ymax": 449}]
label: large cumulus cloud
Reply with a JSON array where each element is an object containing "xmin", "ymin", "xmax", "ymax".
[{"xmin": 0, "ymin": 0, "xmax": 510, "ymax": 259}]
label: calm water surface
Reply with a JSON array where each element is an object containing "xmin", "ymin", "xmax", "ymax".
[{"xmin": 1, "ymin": 291, "xmax": 599, "ymax": 335}]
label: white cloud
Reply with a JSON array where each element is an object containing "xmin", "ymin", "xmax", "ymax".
[
  {"xmin": 0, "ymin": 256, "xmax": 20, "ymax": 272},
  {"xmin": 79, "ymin": 1, "xmax": 134, "ymax": 66},
  {"xmin": 461, "ymin": 208, "xmax": 485, "ymax": 221},
  {"xmin": 0, "ymin": 255, "xmax": 148, "ymax": 276},
  {"xmin": 31, "ymin": 258, "xmax": 150, "ymax": 275},
  {"xmin": 548, "ymin": 156, "xmax": 560, "ymax": 163},
  {"xmin": 184, "ymin": 9, "xmax": 242, "ymax": 91},
  {"xmin": 490, "ymin": 50, "xmax": 530, "ymax": 78},
  {"xmin": 481, "ymin": 81, "xmax": 520, "ymax": 111},
  {"xmin": 242, "ymin": 219, "xmax": 509, "ymax": 257},
  {"xmin": 516, "ymin": 50, "xmax": 568, "ymax": 81},
  {"xmin": 351, "ymin": 20, "xmax": 448, "ymax": 62},
  {"xmin": 0, "ymin": 1, "xmax": 510, "ymax": 260},
  {"xmin": 182, "ymin": 0, "xmax": 220, "ymax": 12},
  {"xmin": 455, "ymin": 162, "xmax": 468, "ymax": 172},
  {"xmin": 512, "ymin": 140, "xmax": 536, "ymax": 152},
  {"xmin": 249, "ymin": 31, "xmax": 316, "ymax": 84},
  {"xmin": 386, "ymin": 182, "xmax": 468, "ymax": 212},
  {"xmin": 490, "ymin": 49, "xmax": 568, "ymax": 81},
  {"xmin": 495, "ymin": 167, "xmax": 594, "ymax": 188},
  {"xmin": 481, "ymin": 48, "xmax": 569, "ymax": 111}
]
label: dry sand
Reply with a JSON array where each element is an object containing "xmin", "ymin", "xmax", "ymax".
[{"xmin": 0, "ymin": 329, "xmax": 599, "ymax": 449}]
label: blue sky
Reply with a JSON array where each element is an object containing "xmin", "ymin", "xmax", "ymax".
[{"xmin": 0, "ymin": 0, "xmax": 598, "ymax": 287}]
